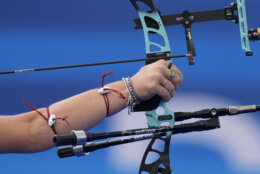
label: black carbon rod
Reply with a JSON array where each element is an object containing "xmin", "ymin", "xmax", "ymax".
[
  {"xmin": 57, "ymin": 118, "xmax": 220, "ymax": 158},
  {"xmin": 54, "ymin": 126, "xmax": 174, "ymax": 146},
  {"xmin": 54, "ymin": 118, "xmax": 220, "ymax": 147},
  {"xmin": 175, "ymin": 105, "xmax": 260, "ymax": 122},
  {"xmin": 134, "ymin": 9, "xmax": 226, "ymax": 29},
  {"xmin": 0, "ymin": 54, "xmax": 191, "ymax": 75}
]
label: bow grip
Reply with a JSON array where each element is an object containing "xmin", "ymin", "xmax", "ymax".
[{"xmin": 134, "ymin": 52, "xmax": 171, "ymax": 112}]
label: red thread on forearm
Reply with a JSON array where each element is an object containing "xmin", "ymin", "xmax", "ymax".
[
  {"xmin": 23, "ymin": 99, "xmax": 71, "ymax": 134},
  {"xmin": 102, "ymin": 71, "xmax": 114, "ymax": 87},
  {"xmin": 23, "ymin": 99, "xmax": 48, "ymax": 121},
  {"xmin": 101, "ymin": 71, "xmax": 126, "ymax": 116}
]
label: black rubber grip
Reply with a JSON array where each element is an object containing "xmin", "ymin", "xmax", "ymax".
[
  {"xmin": 134, "ymin": 52, "xmax": 171, "ymax": 112},
  {"xmin": 57, "ymin": 146, "xmax": 75, "ymax": 158},
  {"xmin": 53, "ymin": 132, "xmax": 77, "ymax": 146}
]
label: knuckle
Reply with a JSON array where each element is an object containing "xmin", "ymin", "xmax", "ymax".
[
  {"xmin": 158, "ymin": 59, "xmax": 166, "ymax": 64},
  {"xmin": 172, "ymin": 65, "xmax": 182, "ymax": 75},
  {"xmin": 157, "ymin": 60, "xmax": 168, "ymax": 67}
]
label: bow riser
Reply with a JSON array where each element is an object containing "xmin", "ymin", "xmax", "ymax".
[
  {"xmin": 130, "ymin": 0, "xmax": 175, "ymax": 173},
  {"xmin": 130, "ymin": 0, "xmax": 175, "ymax": 127}
]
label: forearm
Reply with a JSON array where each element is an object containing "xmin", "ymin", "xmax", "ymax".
[
  {"xmin": 50, "ymin": 80, "xmax": 128, "ymax": 134},
  {"xmin": 0, "ymin": 111, "xmax": 54, "ymax": 153},
  {"xmin": 0, "ymin": 80, "xmax": 128, "ymax": 153}
]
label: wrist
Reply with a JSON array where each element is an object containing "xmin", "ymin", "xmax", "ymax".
[{"xmin": 122, "ymin": 77, "xmax": 141, "ymax": 114}]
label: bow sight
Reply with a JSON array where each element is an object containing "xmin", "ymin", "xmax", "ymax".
[{"xmin": 133, "ymin": 1, "xmax": 259, "ymax": 61}]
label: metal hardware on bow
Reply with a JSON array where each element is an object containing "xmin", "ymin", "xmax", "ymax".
[
  {"xmin": 133, "ymin": 0, "xmax": 257, "ymax": 58},
  {"xmin": 249, "ymin": 28, "xmax": 260, "ymax": 41}
]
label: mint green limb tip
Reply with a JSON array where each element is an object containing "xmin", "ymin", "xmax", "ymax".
[{"xmin": 237, "ymin": 0, "xmax": 253, "ymax": 56}]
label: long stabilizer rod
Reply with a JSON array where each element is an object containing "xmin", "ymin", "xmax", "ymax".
[
  {"xmin": 54, "ymin": 118, "xmax": 219, "ymax": 147},
  {"xmin": 174, "ymin": 104, "xmax": 260, "ymax": 122},
  {"xmin": 56, "ymin": 118, "xmax": 219, "ymax": 158}
]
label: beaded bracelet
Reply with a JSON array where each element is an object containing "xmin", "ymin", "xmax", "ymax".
[{"xmin": 122, "ymin": 77, "xmax": 140, "ymax": 114}]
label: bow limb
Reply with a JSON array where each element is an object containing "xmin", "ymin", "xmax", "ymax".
[{"xmin": 236, "ymin": 0, "xmax": 253, "ymax": 56}]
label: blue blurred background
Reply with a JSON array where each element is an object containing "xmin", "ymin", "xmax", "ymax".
[{"xmin": 0, "ymin": 0, "xmax": 259, "ymax": 173}]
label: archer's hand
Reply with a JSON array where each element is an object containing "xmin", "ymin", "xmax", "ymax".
[{"xmin": 131, "ymin": 60, "xmax": 183, "ymax": 102}]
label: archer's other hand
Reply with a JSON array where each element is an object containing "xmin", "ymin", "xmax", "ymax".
[{"xmin": 131, "ymin": 60, "xmax": 183, "ymax": 102}]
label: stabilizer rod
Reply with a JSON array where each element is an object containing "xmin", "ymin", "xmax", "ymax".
[
  {"xmin": 175, "ymin": 105, "xmax": 260, "ymax": 122},
  {"xmin": 56, "ymin": 118, "xmax": 220, "ymax": 158}
]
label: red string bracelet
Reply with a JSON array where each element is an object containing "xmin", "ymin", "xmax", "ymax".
[
  {"xmin": 98, "ymin": 71, "xmax": 126, "ymax": 116},
  {"xmin": 23, "ymin": 99, "xmax": 71, "ymax": 134}
]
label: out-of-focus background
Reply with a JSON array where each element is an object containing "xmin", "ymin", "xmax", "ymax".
[{"xmin": 0, "ymin": 0, "xmax": 259, "ymax": 173}]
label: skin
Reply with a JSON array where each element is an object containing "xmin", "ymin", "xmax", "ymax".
[{"xmin": 0, "ymin": 60, "xmax": 183, "ymax": 153}]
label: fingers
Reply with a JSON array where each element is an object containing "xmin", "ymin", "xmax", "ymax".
[
  {"xmin": 170, "ymin": 72, "xmax": 183, "ymax": 89},
  {"xmin": 170, "ymin": 64, "xmax": 182, "ymax": 77},
  {"xmin": 161, "ymin": 78, "xmax": 175, "ymax": 96},
  {"xmin": 159, "ymin": 60, "xmax": 183, "ymax": 90},
  {"xmin": 157, "ymin": 82, "xmax": 175, "ymax": 102},
  {"xmin": 156, "ymin": 75, "xmax": 175, "ymax": 101},
  {"xmin": 157, "ymin": 60, "xmax": 183, "ymax": 101},
  {"xmin": 130, "ymin": 59, "xmax": 183, "ymax": 102}
]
